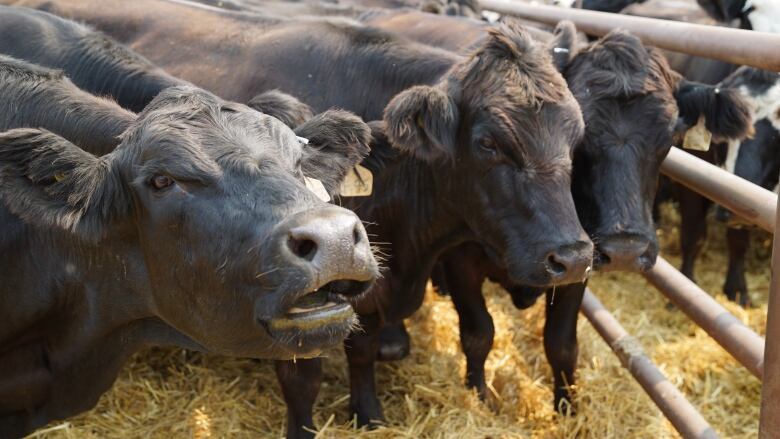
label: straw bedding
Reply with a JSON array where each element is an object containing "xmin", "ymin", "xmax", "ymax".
[{"xmin": 29, "ymin": 202, "xmax": 768, "ymax": 438}]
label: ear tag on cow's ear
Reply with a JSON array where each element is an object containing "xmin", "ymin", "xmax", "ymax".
[
  {"xmin": 683, "ymin": 116, "xmax": 712, "ymax": 151},
  {"xmin": 339, "ymin": 164, "xmax": 373, "ymax": 197},
  {"xmin": 304, "ymin": 176, "xmax": 330, "ymax": 202}
]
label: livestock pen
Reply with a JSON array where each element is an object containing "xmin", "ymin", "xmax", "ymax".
[{"xmin": 28, "ymin": 3, "xmax": 780, "ymax": 439}]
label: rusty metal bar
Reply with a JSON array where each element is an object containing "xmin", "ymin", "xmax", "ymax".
[
  {"xmin": 479, "ymin": 0, "xmax": 780, "ymax": 71},
  {"xmin": 759, "ymin": 196, "xmax": 780, "ymax": 437},
  {"xmin": 581, "ymin": 289, "xmax": 718, "ymax": 438},
  {"xmin": 661, "ymin": 147, "xmax": 777, "ymax": 233},
  {"xmin": 643, "ymin": 257, "xmax": 764, "ymax": 379}
]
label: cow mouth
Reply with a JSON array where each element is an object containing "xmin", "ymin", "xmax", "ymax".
[{"xmin": 264, "ymin": 279, "xmax": 371, "ymax": 352}]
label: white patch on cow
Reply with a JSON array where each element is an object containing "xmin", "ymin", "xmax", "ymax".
[
  {"xmin": 747, "ymin": 0, "xmax": 780, "ymax": 33},
  {"xmin": 724, "ymin": 138, "xmax": 742, "ymax": 173},
  {"xmin": 723, "ymin": 75, "xmax": 780, "ymax": 175},
  {"xmin": 746, "ymin": 81, "xmax": 780, "ymax": 131},
  {"xmin": 723, "ymin": 78, "xmax": 780, "ymax": 174}
]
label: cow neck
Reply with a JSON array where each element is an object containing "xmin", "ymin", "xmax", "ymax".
[
  {"xmin": 0, "ymin": 217, "xmax": 158, "ymax": 349},
  {"xmin": 65, "ymin": 34, "xmax": 185, "ymax": 113},
  {"xmin": 342, "ymin": 36, "xmax": 460, "ymax": 121},
  {"xmin": 358, "ymin": 149, "xmax": 472, "ymax": 280}
]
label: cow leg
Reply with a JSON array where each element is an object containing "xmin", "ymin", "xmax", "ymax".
[
  {"xmin": 724, "ymin": 227, "xmax": 751, "ymax": 307},
  {"xmin": 677, "ymin": 186, "xmax": 710, "ymax": 281},
  {"xmin": 544, "ymin": 282, "xmax": 585, "ymax": 414},
  {"xmin": 275, "ymin": 358, "xmax": 322, "ymax": 439},
  {"xmin": 377, "ymin": 321, "xmax": 410, "ymax": 361},
  {"xmin": 446, "ymin": 264, "xmax": 494, "ymax": 401},
  {"xmin": 345, "ymin": 314, "xmax": 384, "ymax": 428}
]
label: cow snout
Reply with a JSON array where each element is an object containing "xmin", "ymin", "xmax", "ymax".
[
  {"xmin": 595, "ymin": 234, "xmax": 654, "ymax": 272},
  {"xmin": 544, "ymin": 241, "xmax": 593, "ymax": 285},
  {"xmin": 282, "ymin": 206, "xmax": 376, "ymax": 285}
]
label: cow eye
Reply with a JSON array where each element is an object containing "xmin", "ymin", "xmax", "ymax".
[
  {"xmin": 150, "ymin": 175, "xmax": 175, "ymax": 190},
  {"xmin": 479, "ymin": 138, "xmax": 497, "ymax": 154}
]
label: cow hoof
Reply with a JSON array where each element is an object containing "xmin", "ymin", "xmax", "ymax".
[
  {"xmin": 286, "ymin": 427, "xmax": 315, "ymax": 439},
  {"xmin": 738, "ymin": 292, "xmax": 753, "ymax": 309},
  {"xmin": 479, "ymin": 386, "xmax": 501, "ymax": 412},
  {"xmin": 723, "ymin": 279, "xmax": 749, "ymax": 308},
  {"xmin": 554, "ymin": 391, "xmax": 576, "ymax": 416},
  {"xmin": 377, "ymin": 324, "xmax": 410, "ymax": 361},
  {"xmin": 352, "ymin": 408, "xmax": 386, "ymax": 429},
  {"xmin": 377, "ymin": 341, "xmax": 410, "ymax": 361}
]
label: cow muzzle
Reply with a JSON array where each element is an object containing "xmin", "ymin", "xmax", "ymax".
[
  {"xmin": 258, "ymin": 206, "xmax": 378, "ymax": 355},
  {"xmin": 594, "ymin": 233, "xmax": 656, "ymax": 272}
]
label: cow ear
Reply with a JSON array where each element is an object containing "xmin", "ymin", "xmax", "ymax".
[
  {"xmin": 0, "ymin": 128, "xmax": 129, "ymax": 242},
  {"xmin": 675, "ymin": 79, "xmax": 754, "ymax": 142},
  {"xmin": 383, "ymin": 85, "xmax": 459, "ymax": 162},
  {"xmin": 548, "ymin": 20, "xmax": 579, "ymax": 73},
  {"xmin": 295, "ymin": 110, "xmax": 371, "ymax": 195},
  {"xmin": 247, "ymin": 89, "xmax": 315, "ymax": 129}
]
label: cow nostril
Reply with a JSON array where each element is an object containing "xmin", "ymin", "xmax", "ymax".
[
  {"xmin": 288, "ymin": 235, "xmax": 318, "ymax": 261},
  {"xmin": 595, "ymin": 250, "xmax": 612, "ymax": 266},
  {"xmin": 353, "ymin": 224, "xmax": 363, "ymax": 245},
  {"xmin": 546, "ymin": 253, "xmax": 568, "ymax": 276}
]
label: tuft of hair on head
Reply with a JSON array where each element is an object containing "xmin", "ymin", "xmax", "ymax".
[
  {"xmin": 580, "ymin": 30, "xmax": 651, "ymax": 97},
  {"xmin": 481, "ymin": 21, "xmax": 535, "ymax": 62},
  {"xmin": 247, "ymin": 90, "xmax": 314, "ymax": 129}
]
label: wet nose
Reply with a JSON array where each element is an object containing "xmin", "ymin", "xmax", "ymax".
[
  {"xmin": 281, "ymin": 206, "xmax": 375, "ymax": 280},
  {"xmin": 544, "ymin": 241, "xmax": 593, "ymax": 284},
  {"xmin": 596, "ymin": 234, "xmax": 652, "ymax": 272}
]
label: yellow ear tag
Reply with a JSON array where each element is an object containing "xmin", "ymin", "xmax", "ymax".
[
  {"xmin": 683, "ymin": 116, "xmax": 712, "ymax": 151},
  {"xmin": 304, "ymin": 176, "xmax": 330, "ymax": 202},
  {"xmin": 54, "ymin": 171, "xmax": 67, "ymax": 182},
  {"xmin": 339, "ymin": 164, "xmax": 373, "ymax": 197}
]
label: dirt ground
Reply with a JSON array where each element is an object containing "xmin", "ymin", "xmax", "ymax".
[{"xmin": 30, "ymin": 202, "xmax": 769, "ymax": 438}]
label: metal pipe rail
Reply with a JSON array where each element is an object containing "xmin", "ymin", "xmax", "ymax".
[
  {"xmin": 479, "ymin": 0, "xmax": 780, "ymax": 71},
  {"xmin": 581, "ymin": 289, "xmax": 718, "ymax": 439},
  {"xmin": 760, "ymin": 196, "xmax": 780, "ymax": 438},
  {"xmin": 644, "ymin": 257, "xmax": 765, "ymax": 379},
  {"xmin": 661, "ymin": 147, "xmax": 777, "ymax": 233}
]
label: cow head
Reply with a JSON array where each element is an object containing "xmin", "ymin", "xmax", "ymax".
[
  {"xmin": 0, "ymin": 86, "xmax": 379, "ymax": 359},
  {"xmin": 384, "ymin": 23, "xmax": 593, "ymax": 287},
  {"xmin": 719, "ymin": 67, "xmax": 780, "ymax": 224},
  {"xmin": 555, "ymin": 27, "xmax": 752, "ymax": 271}
]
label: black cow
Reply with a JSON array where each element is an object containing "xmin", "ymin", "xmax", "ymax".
[
  {"xmin": 0, "ymin": 55, "xmax": 380, "ymax": 437},
  {"xmin": 363, "ymin": 11, "xmax": 752, "ymax": 410},
  {"xmin": 714, "ymin": 67, "xmax": 780, "ymax": 306},
  {"xmin": 0, "ymin": 5, "xmax": 315, "ymax": 123}
]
